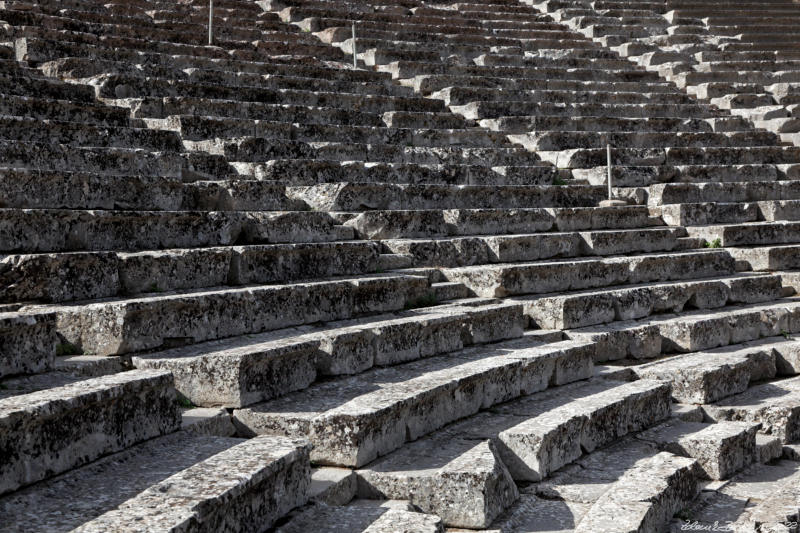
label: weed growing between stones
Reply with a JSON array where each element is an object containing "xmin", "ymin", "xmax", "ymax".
[
  {"xmin": 177, "ymin": 395, "xmax": 195, "ymax": 409},
  {"xmin": 704, "ymin": 238, "xmax": 723, "ymax": 248}
]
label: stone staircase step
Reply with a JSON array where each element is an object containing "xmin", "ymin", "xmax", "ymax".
[
  {"xmin": 442, "ymin": 249, "xmax": 735, "ymax": 298},
  {"xmin": 687, "ymin": 220, "xmax": 800, "ymax": 247},
  {"xmin": 27, "ymin": 273, "xmax": 429, "ymax": 356},
  {"xmin": 0, "ymin": 209, "xmax": 353, "ymax": 253},
  {"xmin": 1, "ymin": 241, "xmax": 385, "ymax": 302},
  {"xmin": 571, "ymin": 297, "xmax": 800, "ymax": 361},
  {"xmin": 232, "ymin": 335, "xmax": 594, "ymax": 467},
  {"xmin": 631, "ymin": 335, "xmax": 800, "ymax": 403},
  {"xmin": 0, "ymin": 309, "xmax": 57, "ymax": 378},
  {"xmin": 0, "ymin": 431, "xmax": 310, "ymax": 533},
  {"xmin": 638, "ymin": 420, "xmax": 759, "ymax": 480},
  {"xmin": 648, "ymin": 179, "xmax": 800, "ymax": 206},
  {"xmin": 383, "ymin": 227, "xmax": 684, "ymax": 268},
  {"xmin": 675, "ymin": 459, "xmax": 800, "ymax": 531},
  {"xmin": 0, "ymin": 369, "xmax": 180, "ymax": 496},
  {"xmin": 133, "ymin": 301, "xmax": 523, "ymax": 407},
  {"xmin": 356, "ymin": 378, "xmax": 669, "ymax": 527},
  {"xmin": 528, "ymin": 437, "xmax": 700, "ymax": 533},
  {"xmin": 345, "ymin": 205, "xmax": 654, "ymax": 239},
  {"xmin": 275, "ymin": 500, "xmax": 443, "ymax": 533},
  {"xmin": 287, "ymin": 182, "xmax": 606, "ymax": 211},
  {"xmin": 516, "ymin": 273, "xmax": 783, "ymax": 329},
  {"xmin": 704, "ymin": 374, "xmax": 800, "ymax": 443},
  {"xmin": 729, "ymin": 244, "xmax": 800, "ymax": 270}
]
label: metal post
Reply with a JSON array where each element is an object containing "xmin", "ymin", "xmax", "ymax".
[
  {"xmin": 606, "ymin": 143, "xmax": 612, "ymax": 200},
  {"xmin": 352, "ymin": 22, "xmax": 357, "ymax": 69},
  {"xmin": 208, "ymin": 0, "xmax": 214, "ymax": 46}
]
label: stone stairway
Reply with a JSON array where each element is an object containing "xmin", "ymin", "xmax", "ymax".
[
  {"xmin": 0, "ymin": 0, "xmax": 799, "ymax": 531},
  {"xmin": 533, "ymin": 0, "xmax": 800, "ymax": 149}
]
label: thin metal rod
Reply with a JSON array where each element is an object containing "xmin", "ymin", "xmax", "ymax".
[
  {"xmin": 606, "ymin": 143, "xmax": 612, "ymax": 200},
  {"xmin": 352, "ymin": 22, "xmax": 357, "ymax": 69},
  {"xmin": 208, "ymin": 0, "xmax": 214, "ymax": 45}
]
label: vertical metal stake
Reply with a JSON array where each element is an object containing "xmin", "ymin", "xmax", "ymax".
[
  {"xmin": 208, "ymin": 0, "xmax": 214, "ymax": 46},
  {"xmin": 352, "ymin": 22, "xmax": 357, "ymax": 69},
  {"xmin": 606, "ymin": 143, "xmax": 612, "ymax": 200}
]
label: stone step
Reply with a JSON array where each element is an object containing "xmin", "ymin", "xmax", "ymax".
[
  {"xmin": 287, "ymin": 182, "xmax": 606, "ymax": 211},
  {"xmin": 523, "ymin": 438, "xmax": 700, "ymax": 533},
  {"xmin": 232, "ymin": 335, "xmax": 595, "ymax": 467},
  {"xmin": 0, "ymin": 431, "xmax": 310, "ymax": 533},
  {"xmin": 406, "ymin": 72, "xmax": 678, "ymax": 95},
  {"xmin": 345, "ymin": 205, "xmax": 654, "ymax": 239},
  {"xmin": 482, "ymin": 115, "xmax": 719, "ymax": 134},
  {"xmin": 0, "ymin": 309, "xmax": 57, "ymax": 378},
  {"xmin": 687, "ymin": 221, "xmax": 800, "ymax": 247},
  {"xmin": 434, "ymin": 86, "xmax": 692, "ymax": 107},
  {"xmin": 133, "ymin": 301, "xmax": 523, "ymax": 408},
  {"xmin": 383, "ymin": 227, "xmax": 685, "ymax": 268},
  {"xmin": 234, "ymin": 157, "xmax": 563, "ymax": 187},
  {"xmin": 0, "ymin": 116, "xmax": 182, "ymax": 151},
  {"xmin": 729, "ymin": 244, "xmax": 800, "ymax": 270},
  {"xmin": 453, "ymin": 100, "xmax": 717, "ymax": 120},
  {"xmin": 356, "ymin": 378, "xmax": 670, "ymax": 527},
  {"xmin": 27, "ymin": 273, "xmax": 429, "ymax": 356},
  {"xmin": 0, "ymin": 140, "xmax": 191, "ymax": 177},
  {"xmin": 632, "ymin": 335, "xmax": 800, "ymax": 403},
  {"xmin": 703, "ymin": 375, "xmax": 800, "ymax": 443},
  {"xmin": 442, "ymin": 249, "xmax": 735, "ymax": 298},
  {"xmin": 0, "ymin": 369, "xmax": 180, "ymax": 496},
  {"xmin": 156, "ymin": 115, "xmax": 506, "ymax": 148},
  {"xmin": 571, "ymin": 298, "xmax": 800, "ymax": 362},
  {"xmin": 0, "ymin": 169, "xmax": 301, "ymax": 211},
  {"xmin": 579, "ymin": 163, "xmax": 792, "ymax": 188},
  {"xmin": 673, "ymin": 459, "xmax": 800, "ymax": 531},
  {"xmin": 648, "ymin": 179, "xmax": 800, "ymax": 206},
  {"xmin": 540, "ymin": 145, "xmax": 800, "ymax": 169},
  {"xmin": 196, "ymin": 137, "xmax": 536, "ymax": 168},
  {"xmin": 0, "ymin": 93, "xmax": 132, "ymax": 127},
  {"xmin": 638, "ymin": 420, "xmax": 760, "ymax": 480},
  {"xmin": 2, "ymin": 241, "xmax": 386, "ymax": 302},
  {"xmin": 275, "ymin": 500, "xmax": 443, "ymax": 533},
  {"xmin": 517, "ymin": 273, "xmax": 783, "ymax": 329},
  {"xmin": 512, "ymin": 130, "xmax": 781, "ymax": 152},
  {"xmin": 0, "ymin": 209, "xmax": 353, "ymax": 253}
]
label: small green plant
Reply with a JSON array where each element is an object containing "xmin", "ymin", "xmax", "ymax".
[
  {"xmin": 704, "ymin": 238, "xmax": 722, "ymax": 249},
  {"xmin": 404, "ymin": 292, "xmax": 438, "ymax": 310},
  {"xmin": 56, "ymin": 341, "xmax": 82, "ymax": 357},
  {"xmin": 148, "ymin": 282, "xmax": 163, "ymax": 293},
  {"xmin": 782, "ymin": 330, "xmax": 792, "ymax": 339},
  {"xmin": 552, "ymin": 177, "xmax": 567, "ymax": 186},
  {"xmin": 177, "ymin": 395, "xmax": 195, "ymax": 409}
]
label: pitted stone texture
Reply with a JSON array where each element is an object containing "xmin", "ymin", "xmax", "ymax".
[
  {"xmin": 638, "ymin": 420, "xmax": 759, "ymax": 480},
  {"xmin": 310, "ymin": 467, "xmax": 356, "ymax": 506},
  {"xmin": 703, "ymin": 375, "xmax": 800, "ymax": 443},
  {"xmin": 0, "ymin": 432, "xmax": 242, "ymax": 532},
  {"xmin": 233, "ymin": 338, "xmax": 594, "ymax": 467},
  {"xmin": 633, "ymin": 341, "xmax": 780, "ymax": 404},
  {"xmin": 276, "ymin": 501, "xmax": 444, "ymax": 533},
  {"xmin": 0, "ymin": 310, "xmax": 57, "ymax": 378},
  {"xmin": 357, "ymin": 438, "xmax": 517, "ymax": 528},
  {"xmin": 0, "ymin": 369, "xmax": 180, "ymax": 496},
  {"xmin": 42, "ymin": 274, "xmax": 428, "ymax": 355},
  {"xmin": 133, "ymin": 302, "xmax": 523, "ymax": 408},
  {"xmin": 72, "ymin": 436, "xmax": 311, "ymax": 533}
]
